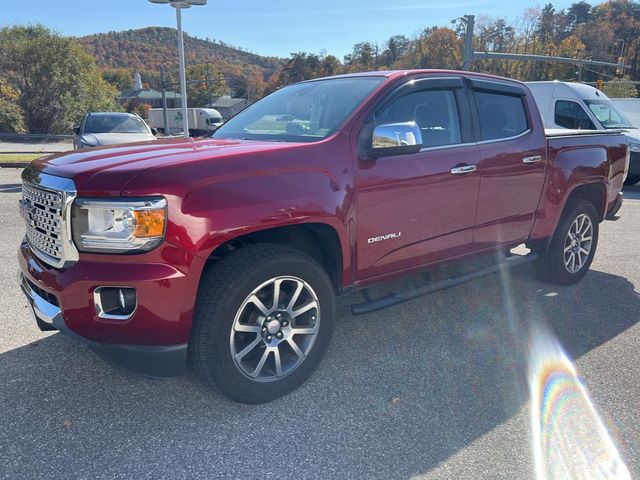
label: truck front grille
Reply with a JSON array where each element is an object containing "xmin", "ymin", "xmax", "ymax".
[
  {"xmin": 20, "ymin": 169, "xmax": 79, "ymax": 268},
  {"xmin": 22, "ymin": 182, "xmax": 64, "ymax": 262}
]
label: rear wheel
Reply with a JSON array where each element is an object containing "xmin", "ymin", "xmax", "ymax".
[
  {"xmin": 191, "ymin": 244, "xmax": 335, "ymax": 404},
  {"xmin": 531, "ymin": 198, "xmax": 599, "ymax": 285}
]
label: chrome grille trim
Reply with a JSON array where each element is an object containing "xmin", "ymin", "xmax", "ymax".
[{"xmin": 20, "ymin": 168, "xmax": 79, "ymax": 268}]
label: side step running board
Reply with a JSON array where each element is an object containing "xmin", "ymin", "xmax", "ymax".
[{"xmin": 351, "ymin": 253, "xmax": 538, "ymax": 316}]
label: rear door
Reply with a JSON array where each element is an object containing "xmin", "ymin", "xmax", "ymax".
[
  {"xmin": 355, "ymin": 76, "xmax": 481, "ymax": 280},
  {"xmin": 470, "ymin": 79, "xmax": 548, "ymax": 249}
]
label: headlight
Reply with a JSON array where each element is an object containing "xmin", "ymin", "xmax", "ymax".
[
  {"xmin": 71, "ymin": 197, "xmax": 167, "ymax": 253},
  {"xmin": 79, "ymin": 137, "xmax": 97, "ymax": 148},
  {"xmin": 628, "ymin": 142, "xmax": 640, "ymax": 153}
]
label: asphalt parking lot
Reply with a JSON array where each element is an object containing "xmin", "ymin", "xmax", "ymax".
[{"xmin": 0, "ymin": 167, "xmax": 639, "ymax": 479}]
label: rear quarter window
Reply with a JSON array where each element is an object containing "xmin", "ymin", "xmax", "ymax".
[{"xmin": 474, "ymin": 91, "xmax": 529, "ymax": 141}]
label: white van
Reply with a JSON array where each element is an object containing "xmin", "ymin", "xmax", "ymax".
[
  {"xmin": 148, "ymin": 107, "xmax": 224, "ymax": 136},
  {"xmin": 526, "ymin": 81, "xmax": 639, "ymax": 184}
]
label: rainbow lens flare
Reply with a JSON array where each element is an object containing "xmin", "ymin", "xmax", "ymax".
[{"xmin": 528, "ymin": 324, "xmax": 630, "ymax": 480}]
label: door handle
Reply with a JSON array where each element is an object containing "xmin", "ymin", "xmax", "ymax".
[
  {"xmin": 523, "ymin": 155, "xmax": 543, "ymax": 164},
  {"xmin": 450, "ymin": 165, "xmax": 477, "ymax": 175}
]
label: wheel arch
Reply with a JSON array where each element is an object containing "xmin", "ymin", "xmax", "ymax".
[
  {"xmin": 565, "ymin": 182, "xmax": 607, "ymax": 222},
  {"xmin": 204, "ymin": 223, "xmax": 346, "ymax": 294}
]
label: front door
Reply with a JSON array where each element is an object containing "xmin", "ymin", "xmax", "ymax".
[{"xmin": 355, "ymin": 77, "xmax": 481, "ymax": 281}]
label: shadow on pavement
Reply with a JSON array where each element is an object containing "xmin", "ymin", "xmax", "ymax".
[
  {"xmin": 0, "ymin": 183, "xmax": 22, "ymax": 193},
  {"xmin": 1, "ymin": 266, "xmax": 638, "ymax": 479}
]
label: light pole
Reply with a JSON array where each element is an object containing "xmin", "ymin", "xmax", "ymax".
[
  {"xmin": 451, "ymin": 15, "xmax": 475, "ymax": 70},
  {"xmin": 149, "ymin": 0, "xmax": 207, "ymax": 138}
]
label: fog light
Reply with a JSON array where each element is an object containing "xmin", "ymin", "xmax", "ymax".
[{"xmin": 94, "ymin": 287, "xmax": 136, "ymax": 320}]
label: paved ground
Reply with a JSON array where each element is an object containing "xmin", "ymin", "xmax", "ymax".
[{"xmin": 0, "ymin": 167, "xmax": 638, "ymax": 479}]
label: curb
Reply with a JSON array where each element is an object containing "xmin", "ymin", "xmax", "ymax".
[{"xmin": 0, "ymin": 163, "xmax": 28, "ymax": 168}]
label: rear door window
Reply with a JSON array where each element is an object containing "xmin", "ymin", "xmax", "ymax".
[
  {"xmin": 474, "ymin": 91, "xmax": 529, "ymax": 141},
  {"xmin": 554, "ymin": 100, "xmax": 596, "ymax": 130}
]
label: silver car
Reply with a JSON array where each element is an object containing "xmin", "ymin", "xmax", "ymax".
[{"xmin": 73, "ymin": 112, "xmax": 157, "ymax": 149}]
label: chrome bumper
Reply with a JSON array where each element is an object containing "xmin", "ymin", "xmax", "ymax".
[{"xmin": 18, "ymin": 271, "xmax": 62, "ymax": 329}]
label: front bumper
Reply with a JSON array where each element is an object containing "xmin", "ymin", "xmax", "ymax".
[
  {"xmin": 18, "ymin": 239, "xmax": 207, "ymax": 378},
  {"xmin": 19, "ymin": 271, "xmax": 187, "ymax": 377}
]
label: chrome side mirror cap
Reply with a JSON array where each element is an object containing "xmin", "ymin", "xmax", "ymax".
[{"xmin": 369, "ymin": 122, "xmax": 423, "ymax": 158}]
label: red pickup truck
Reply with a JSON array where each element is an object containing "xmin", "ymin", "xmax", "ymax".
[{"xmin": 18, "ymin": 70, "xmax": 629, "ymax": 403}]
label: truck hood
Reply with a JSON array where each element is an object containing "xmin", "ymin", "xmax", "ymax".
[
  {"xmin": 31, "ymin": 137, "xmax": 309, "ymax": 195},
  {"xmin": 80, "ymin": 132, "xmax": 157, "ymax": 147}
]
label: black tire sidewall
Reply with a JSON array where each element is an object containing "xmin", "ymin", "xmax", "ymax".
[
  {"xmin": 193, "ymin": 246, "xmax": 335, "ymax": 404},
  {"xmin": 624, "ymin": 174, "xmax": 640, "ymax": 186}
]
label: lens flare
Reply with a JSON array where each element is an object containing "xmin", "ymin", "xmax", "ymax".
[{"xmin": 528, "ymin": 324, "xmax": 630, "ymax": 480}]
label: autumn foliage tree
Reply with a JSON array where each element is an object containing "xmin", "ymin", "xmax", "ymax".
[{"xmin": 0, "ymin": 25, "xmax": 121, "ymax": 134}]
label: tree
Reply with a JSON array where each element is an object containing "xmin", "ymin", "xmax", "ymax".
[
  {"xmin": 102, "ymin": 68, "xmax": 135, "ymax": 92},
  {"xmin": 344, "ymin": 42, "xmax": 376, "ymax": 71},
  {"xmin": 382, "ymin": 35, "xmax": 410, "ymax": 66},
  {"xmin": 0, "ymin": 25, "xmax": 121, "ymax": 133},
  {"xmin": 185, "ymin": 64, "xmax": 229, "ymax": 107},
  {"xmin": 566, "ymin": 1, "xmax": 593, "ymax": 32},
  {"xmin": 537, "ymin": 4, "xmax": 557, "ymax": 43},
  {"xmin": 602, "ymin": 77, "xmax": 639, "ymax": 97},
  {"xmin": 0, "ymin": 79, "xmax": 26, "ymax": 133}
]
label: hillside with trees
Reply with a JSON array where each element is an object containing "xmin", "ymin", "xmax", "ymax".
[{"xmin": 79, "ymin": 27, "xmax": 282, "ymax": 99}]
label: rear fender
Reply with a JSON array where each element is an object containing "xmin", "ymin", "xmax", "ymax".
[{"xmin": 529, "ymin": 144, "xmax": 609, "ymax": 241}]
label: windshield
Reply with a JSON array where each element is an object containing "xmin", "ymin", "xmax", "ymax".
[
  {"xmin": 584, "ymin": 100, "xmax": 635, "ymax": 129},
  {"xmin": 84, "ymin": 115, "xmax": 150, "ymax": 134},
  {"xmin": 213, "ymin": 77, "xmax": 385, "ymax": 143}
]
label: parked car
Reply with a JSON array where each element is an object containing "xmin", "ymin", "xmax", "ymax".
[
  {"xmin": 527, "ymin": 81, "xmax": 640, "ymax": 185},
  {"xmin": 73, "ymin": 112, "xmax": 157, "ymax": 149},
  {"xmin": 148, "ymin": 107, "xmax": 223, "ymax": 136},
  {"xmin": 19, "ymin": 70, "xmax": 628, "ymax": 404}
]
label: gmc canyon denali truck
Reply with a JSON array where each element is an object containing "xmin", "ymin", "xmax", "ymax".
[{"xmin": 18, "ymin": 70, "xmax": 629, "ymax": 404}]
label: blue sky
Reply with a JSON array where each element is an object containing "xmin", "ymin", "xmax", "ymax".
[{"xmin": 3, "ymin": 0, "xmax": 584, "ymax": 58}]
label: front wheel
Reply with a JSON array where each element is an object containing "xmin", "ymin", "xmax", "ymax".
[
  {"xmin": 191, "ymin": 244, "xmax": 335, "ymax": 404},
  {"xmin": 531, "ymin": 198, "xmax": 599, "ymax": 286}
]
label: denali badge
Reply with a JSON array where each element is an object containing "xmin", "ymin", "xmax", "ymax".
[{"xmin": 368, "ymin": 232, "xmax": 402, "ymax": 244}]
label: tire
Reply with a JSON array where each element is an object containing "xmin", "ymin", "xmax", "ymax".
[
  {"xmin": 624, "ymin": 174, "xmax": 640, "ymax": 186},
  {"xmin": 190, "ymin": 244, "xmax": 335, "ymax": 404},
  {"xmin": 531, "ymin": 198, "xmax": 599, "ymax": 286}
]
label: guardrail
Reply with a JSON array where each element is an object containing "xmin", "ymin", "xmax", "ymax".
[
  {"xmin": 0, "ymin": 133, "xmax": 73, "ymax": 141},
  {"xmin": 0, "ymin": 151, "xmax": 58, "ymax": 155}
]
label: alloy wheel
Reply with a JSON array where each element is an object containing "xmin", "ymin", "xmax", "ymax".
[
  {"xmin": 229, "ymin": 276, "xmax": 320, "ymax": 381},
  {"xmin": 563, "ymin": 213, "xmax": 593, "ymax": 274}
]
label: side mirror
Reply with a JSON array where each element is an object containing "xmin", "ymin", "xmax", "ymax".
[
  {"xmin": 73, "ymin": 126, "xmax": 80, "ymax": 135},
  {"xmin": 369, "ymin": 122, "xmax": 423, "ymax": 158},
  {"xmin": 150, "ymin": 127, "xmax": 158, "ymax": 136}
]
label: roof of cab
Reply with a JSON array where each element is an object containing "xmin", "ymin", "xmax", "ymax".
[{"xmin": 305, "ymin": 69, "xmax": 528, "ymax": 85}]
